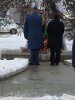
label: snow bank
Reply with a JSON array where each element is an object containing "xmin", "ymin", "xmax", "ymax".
[
  {"xmin": 0, "ymin": 94, "xmax": 75, "ymax": 100},
  {"xmin": 0, "ymin": 58, "xmax": 29, "ymax": 79}
]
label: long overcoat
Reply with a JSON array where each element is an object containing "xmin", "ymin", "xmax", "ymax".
[
  {"xmin": 24, "ymin": 13, "xmax": 44, "ymax": 49},
  {"xmin": 47, "ymin": 19, "xmax": 64, "ymax": 49}
]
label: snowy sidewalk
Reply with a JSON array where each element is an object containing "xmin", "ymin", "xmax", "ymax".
[
  {"xmin": 0, "ymin": 62, "xmax": 75, "ymax": 100},
  {"xmin": 0, "ymin": 58, "xmax": 29, "ymax": 79}
]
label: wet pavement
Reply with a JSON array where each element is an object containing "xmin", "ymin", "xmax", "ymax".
[{"xmin": 0, "ymin": 62, "xmax": 75, "ymax": 97}]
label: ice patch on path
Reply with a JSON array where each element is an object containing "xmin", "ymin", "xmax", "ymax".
[
  {"xmin": 1, "ymin": 94, "xmax": 75, "ymax": 100},
  {"xmin": 0, "ymin": 58, "xmax": 29, "ymax": 78}
]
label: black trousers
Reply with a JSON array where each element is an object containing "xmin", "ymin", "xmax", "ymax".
[{"xmin": 50, "ymin": 48, "xmax": 61, "ymax": 64}]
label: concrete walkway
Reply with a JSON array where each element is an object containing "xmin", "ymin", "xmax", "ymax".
[
  {"xmin": 0, "ymin": 49, "xmax": 74, "ymax": 96},
  {"xmin": 0, "ymin": 62, "xmax": 75, "ymax": 97}
]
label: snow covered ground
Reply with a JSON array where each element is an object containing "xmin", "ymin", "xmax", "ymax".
[
  {"xmin": 0, "ymin": 32, "xmax": 29, "ymax": 78},
  {"xmin": 0, "ymin": 58, "xmax": 29, "ymax": 78},
  {"xmin": 65, "ymin": 38, "xmax": 73, "ymax": 51},
  {"xmin": 0, "ymin": 32, "xmax": 72, "ymax": 51},
  {"xmin": 0, "ymin": 94, "xmax": 75, "ymax": 100},
  {"xmin": 0, "ymin": 32, "xmax": 27, "ymax": 51}
]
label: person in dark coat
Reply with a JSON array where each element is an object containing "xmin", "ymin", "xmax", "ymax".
[
  {"xmin": 46, "ymin": 13, "xmax": 64, "ymax": 66},
  {"xmin": 23, "ymin": 7, "xmax": 44, "ymax": 65},
  {"xmin": 72, "ymin": 33, "xmax": 75, "ymax": 68}
]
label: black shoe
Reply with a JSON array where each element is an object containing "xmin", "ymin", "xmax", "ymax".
[
  {"xmin": 29, "ymin": 63, "xmax": 34, "ymax": 65},
  {"xmin": 35, "ymin": 63, "xmax": 40, "ymax": 65},
  {"xmin": 50, "ymin": 63, "xmax": 54, "ymax": 66},
  {"xmin": 55, "ymin": 63, "xmax": 59, "ymax": 66}
]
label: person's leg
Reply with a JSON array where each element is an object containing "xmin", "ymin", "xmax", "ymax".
[
  {"xmin": 50, "ymin": 48, "xmax": 55, "ymax": 65},
  {"xmin": 29, "ymin": 49, "xmax": 35, "ymax": 65},
  {"xmin": 34, "ymin": 49, "xmax": 40, "ymax": 65},
  {"xmin": 55, "ymin": 48, "xmax": 61, "ymax": 65}
]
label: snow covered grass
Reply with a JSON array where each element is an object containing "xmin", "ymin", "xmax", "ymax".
[
  {"xmin": 0, "ymin": 58, "xmax": 29, "ymax": 79},
  {"xmin": 65, "ymin": 38, "xmax": 73, "ymax": 51},
  {"xmin": 0, "ymin": 32, "xmax": 27, "ymax": 51}
]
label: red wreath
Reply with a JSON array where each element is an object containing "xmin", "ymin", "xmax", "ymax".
[{"xmin": 40, "ymin": 38, "xmax": 48, "ymax": 52}]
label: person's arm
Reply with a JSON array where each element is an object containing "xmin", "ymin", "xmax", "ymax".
[
  {"xmin": 46, "ymin": 22, "xmax": 50, "ymax": 35},
  {"xmin": 23, "ymin": 16, "xmax": 28, "ymax": 39},
  {"xmin": 61, "ymin": 22, "xmax": 65, "ymax": 35}
]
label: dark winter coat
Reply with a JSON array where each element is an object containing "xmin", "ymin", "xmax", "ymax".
[
  {"xmin": 24, "ymin": 13, "xmax": 44, "ymax": 49},
  {"xmin": 46, "ymin": 19, "xmax": 64, "ymax": 49},
  {"xmin": 72, "ymin": 33, "xmax": 75, "ymax": 66}
]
